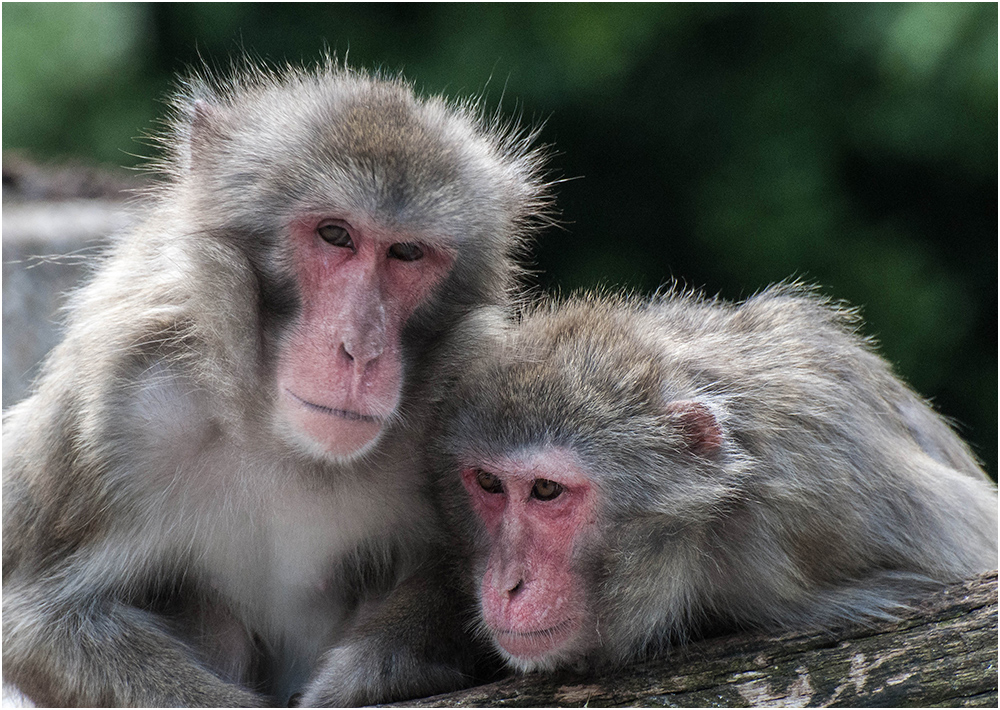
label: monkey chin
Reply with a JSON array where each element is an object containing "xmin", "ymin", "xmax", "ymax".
[
  {"xmin": 278, "ymin": 392, "xmax": 388, "ymax": 461},
  {"xmin": 489, "ymin": 618, "xmax": 589, "ymax": 673}
]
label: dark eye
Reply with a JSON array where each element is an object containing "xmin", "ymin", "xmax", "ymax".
[
  {"xmin": 475, "ymin": 470, "xmax": 504, "ymax": 494},
  {"xmin": 318, "ymin": 224, "xmax": 354, "ymax": 249},
  {"xmin": 388, "ymin": 242, "xmax": 424, "ymax": 261},
  {"xmin": 531, "ymin": 479, "xmax": 563, "ymax": 501}
]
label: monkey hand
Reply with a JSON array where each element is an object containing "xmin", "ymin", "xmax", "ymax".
[
  {"xmin": 297, "ymin": 635, "xmax": 475, "ymax": 707},
  {"xmin": 298, "ymin": 567, "xmax": 486, "ymax": 707}
]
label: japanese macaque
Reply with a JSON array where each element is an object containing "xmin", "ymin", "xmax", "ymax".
[
  {"xmin": 431, "ymin": 285, "xmax": 998, "ymax": 672},
  {"xmin": 2, "ymin": 59, "xmax": 549, "ymax": 706}
]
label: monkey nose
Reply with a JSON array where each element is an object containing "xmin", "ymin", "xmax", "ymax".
[{"xmin": 340, "ymin": 339, "xmax": 383, "ymax": 368}]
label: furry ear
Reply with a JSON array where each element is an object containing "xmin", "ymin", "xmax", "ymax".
[
  {"xmin": 665, "ymin": 400, "xmax": 724, "ymax": 457},
  {"xmin": 167, "ymin": 98, "xmax": 221, "ymax": 176},
  {"xmin": 190, "ymin": 99, "xmax": 217, "ymax": 133},
  {"xmin": 185, "ymin": 99, "xmax": 228, "ymax": 170}
]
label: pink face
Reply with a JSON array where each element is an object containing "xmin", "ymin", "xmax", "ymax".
[
  {"xmin": 460, "ymin": 447, "xmax": 600, "ymax": 668},
  {"xmin": 276, "ymin": 216, "xmax": 455, "ymax": 458}
]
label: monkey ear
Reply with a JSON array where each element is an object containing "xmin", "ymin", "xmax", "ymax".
[
  {"xmin": 188, "ymin": 100, "xmax": 225, "ymax": 148},
  {"xmin": 665, "ymin": 400, "xmax": 724, "ymax": 458},
  {"xmin": 190, "ymin": 99, "xmax": 215, "ymax": 129},
  {"xmin": 180, "ymin": 99, "xmax": 230, "ymax": 174}
]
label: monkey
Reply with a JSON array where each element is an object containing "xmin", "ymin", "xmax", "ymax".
[
  {"xmin": 428, "ymin": 284, "xmax": 998, "ymax": 672},
  {"xmin": 1, "ymin": 58, "xmax": 551, "ymax": 707}
]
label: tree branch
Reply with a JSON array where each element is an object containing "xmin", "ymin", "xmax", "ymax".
[{"xmin": 397, "ymin": 571, "xmax": 997, "ymax": 707}]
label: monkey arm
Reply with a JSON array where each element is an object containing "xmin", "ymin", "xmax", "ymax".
[
  {"xmin": 300, "ymin": 554, "xmax": 493, "ymax": 707},
  {"xmin": 1, "ymin": 573, "xmax": 267, "ymax": 707}
]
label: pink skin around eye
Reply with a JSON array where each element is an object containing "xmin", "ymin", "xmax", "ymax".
[
  {"xmin": 276, "ymin": 216, "xmax": 454, "ymax": 459},
  {"xmin": 460, "ymin": 447, "xmax": 599, "ymax": 663}
]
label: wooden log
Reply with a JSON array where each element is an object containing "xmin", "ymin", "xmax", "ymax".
[{"xmin": 394, "ymin": 571, "xmax": 997, "ymax": 708}]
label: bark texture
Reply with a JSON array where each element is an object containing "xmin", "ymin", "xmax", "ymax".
[{"xmin": 395, "ymin": 571, "xmax": 997, "ymax": 708}]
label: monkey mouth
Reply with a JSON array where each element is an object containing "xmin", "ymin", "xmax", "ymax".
[
  {"xmin": 494, "ymin": 619, "xmax": 575, "ymax": 638},
  {"xmin": 491, "ymin": 619, "xmax": 580, "ymax": 658},
  {"xmin": 286, "ymin": 390, "xmax": 382, "ymax": 423}
]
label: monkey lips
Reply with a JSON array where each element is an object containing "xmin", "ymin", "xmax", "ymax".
[
  {"xmin": 281, "ymin": 389, "xmax": 386, "ymax": 456},
  {"xmin": 487, "ymin": 618, "xmax": 586, "ymax": 662}
]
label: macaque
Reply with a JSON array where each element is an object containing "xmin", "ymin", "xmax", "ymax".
[
  {"xmin": 2, "ymin": 59, "xmax": 550, "ymax": 706},
  {"xmin": 431, "ymin": 285, "xmax": 998, "ymax": 672}
]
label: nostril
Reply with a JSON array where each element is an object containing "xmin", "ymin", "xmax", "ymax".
[
  {"xmin": 508, "ymin": 579, "xmax": 524, "ymax": 597},
  {"xmin": 339, "ymin": 343, "xmax": 354, "ymax": 362}
]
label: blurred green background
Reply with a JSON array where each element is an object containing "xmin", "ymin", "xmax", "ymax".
[{"xmin": 3, "ymin": 2, "xmax": 996, "ymax": 477}]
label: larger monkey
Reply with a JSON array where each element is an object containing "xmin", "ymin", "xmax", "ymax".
[
  {"xmin": 2, "ymin": 60, "xmax": 548, "ymax": 706},
  {"xmin": 432, "ymin": 286, "xmax": 998, "ymax": 671}
]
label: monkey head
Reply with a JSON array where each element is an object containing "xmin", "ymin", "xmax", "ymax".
[
  {"xmin": 163, "ymin": 66, "xmax": 549, "ymax": 461},
  {"xmin": 434, "ymin": 299, "xmax": 729, "ymax": 671}
]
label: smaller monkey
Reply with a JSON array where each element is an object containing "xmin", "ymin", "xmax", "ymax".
[{"xmin": 430, "ymin": 284, "xmax": 998, "ymax": 671}]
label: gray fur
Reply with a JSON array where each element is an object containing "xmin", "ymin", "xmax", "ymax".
[
  {"xmin": 2, "ymin": 58, "xmax": 550, "ymax": 706},
  {"xmin": 433, "ymin": 283, "xmax": 998, "ymax": 669}
]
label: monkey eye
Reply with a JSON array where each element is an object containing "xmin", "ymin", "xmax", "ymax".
[
  {"xmin": 318, "ymin": 224, "xmax": 354, "ymax": 249},
  {"xmin": 475, "ymin": 469, "xmax": 504, "ymax": 494},
  {"xmin": 531, "ymin": 479, "xmax": 563, "ymax": 501},
  {"xmin": 388, "ymin": 242, "xmax": 424, "ymax": 262}
]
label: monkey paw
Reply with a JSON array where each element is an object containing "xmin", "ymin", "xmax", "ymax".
[{"xmin": 298, "ymin": 638, "xmax": 474, "ymax": 707}]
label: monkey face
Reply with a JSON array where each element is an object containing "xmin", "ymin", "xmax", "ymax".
[
  {"xmin": 458, "ymin": 447, "xmax": 603, "ymax": 670},
  {"xmin": 275, "ymin": 215, "xmax": 456, "ymax": 459}
]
